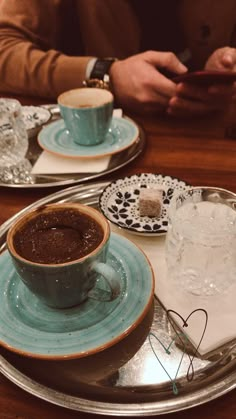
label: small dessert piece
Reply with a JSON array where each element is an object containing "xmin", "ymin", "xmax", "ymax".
[{"xmin": 139, "ymin": 188, "xmax": 163, "ymax": 217}]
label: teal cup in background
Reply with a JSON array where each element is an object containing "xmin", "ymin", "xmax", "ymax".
[
  {"xmin": 7, "ymin": 203, "xmax": 120, "ymax": 309},
  {"xmin": 58, "ymin": 88, "xmax": 114, "ymax": 146}
]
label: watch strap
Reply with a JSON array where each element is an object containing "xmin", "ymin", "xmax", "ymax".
[{"xmin": 90, "ymin": 58, "xmax": 117, "ymax": 80}]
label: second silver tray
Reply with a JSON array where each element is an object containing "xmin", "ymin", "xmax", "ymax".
[{"xmin": 0, "ymin": 181, "xmax": 236, "ymax": 416}]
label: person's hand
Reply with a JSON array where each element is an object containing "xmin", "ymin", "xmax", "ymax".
[
  {"xmin": 205, "ymin": 46, "xmax": 236, "ymax": 71},
  {"xmin": 109, "ymin": 51, "xmax": 187, "ymax": 113},
  {"xmin": 205, "ymin": 46, "xmax": 236, "ymax": 100},
  {"xmin": 168, "ymin": 47, "xmax": 236, "ymax": 117}
]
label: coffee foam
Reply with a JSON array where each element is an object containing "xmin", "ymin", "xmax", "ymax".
[{"xmin": 58, "ymin": 88, "xmax": 113, "ymax": 109}]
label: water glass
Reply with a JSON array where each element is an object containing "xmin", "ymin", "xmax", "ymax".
[
  {"xmin": 165, "ymin": 187, "xmax": 236, "ymax": 296},
  {"xmin": 0, "ymin": 98, "xmax": 32, "ymax": 184}
]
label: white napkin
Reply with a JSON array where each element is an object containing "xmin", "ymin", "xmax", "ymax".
[
  {"xmin": 31, "ymin": 109, "xmax": 122, "ymax": 175},
  {"xmin": 31, "ymin": 153, "xmax": 110, "ymax": 174},
  {"xmin": 111, "ymin": 225, "xmax": 236, "ymax": 356}
]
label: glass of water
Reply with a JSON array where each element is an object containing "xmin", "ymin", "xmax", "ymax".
[
  {"xmin": 0, "ymin": 98, "xmax": 32, "ymax": 184},
  {"xmin": 165, "ymin": 187, "xmax": 236, "ymax": 296}
]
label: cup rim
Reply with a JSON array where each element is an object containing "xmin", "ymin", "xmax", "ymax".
[
  {"xmin": 169, "ymin": 186, "xmax": 236, "ymax": 209},
  {"xmin": 58, "ymin": 87, "xmax": 114, "ymax": 110},
  {"xmin": 7, "ymin": 203, "xmax": 110, "ymax": 267},
  {"xmin": 168, "ymin": 185, "xmax": 236, "ymax": 238}
]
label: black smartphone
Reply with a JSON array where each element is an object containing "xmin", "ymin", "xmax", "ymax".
[{"xmin": 173, "ymin": 70, "xmax": 236, "ymax": 86}]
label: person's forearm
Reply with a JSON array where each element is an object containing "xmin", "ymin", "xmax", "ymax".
[
  {"xmin": 0, "ymin": 36, "xmax": 92, "ymax": 99},
  {"xmin": 0, "ymin": 0, "xmax": 93, "ymax": 99}
]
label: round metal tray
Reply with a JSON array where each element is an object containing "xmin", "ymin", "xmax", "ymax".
[
  {"xmin": 0, "ymin": 111, "xmax": 145, "ymax": 189},
  {"xmin": 0, "ymin": 181, "xmax": 236, "ymax": 416}
]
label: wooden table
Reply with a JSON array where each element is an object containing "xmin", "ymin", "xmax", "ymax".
[{"xmin": 0, "ymin": 100, "xmax": 236, "ymax": 419}]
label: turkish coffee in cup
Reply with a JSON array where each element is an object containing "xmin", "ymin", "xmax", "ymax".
[{"xmin": 7, "ymin": 203, "xmax": 120, "ymax": 308}]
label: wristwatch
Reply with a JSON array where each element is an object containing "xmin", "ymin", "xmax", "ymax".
[{"xmin": 83, "ymin": 58, "xmax": 117, "ymax": 90}]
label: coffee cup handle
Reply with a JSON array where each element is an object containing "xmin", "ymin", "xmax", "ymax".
[{"xmin": 88, "ymin": 262, "xmax": 120, "ymax": 301}]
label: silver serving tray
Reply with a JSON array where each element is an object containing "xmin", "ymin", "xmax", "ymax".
[
  {"xmin": 0, "ymin": 108, "xmax": 145, "ymax": 188},
  {"xmin": 0, "ymin": 181, "xmax": 236, "ymax": 416}
]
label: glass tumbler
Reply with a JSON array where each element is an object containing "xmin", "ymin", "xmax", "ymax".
[
  {"xmin": 0, "ymin": 98, "xmax": 32, "ymax": 184},
  {"xmin": 165, "ymin": 187, "xmax": 236, "ymax": 296}
]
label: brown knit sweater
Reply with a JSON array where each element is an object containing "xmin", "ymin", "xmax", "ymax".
[{"xmin": 0, "ymin": 0, "xmax": 235, "ymax": 99}]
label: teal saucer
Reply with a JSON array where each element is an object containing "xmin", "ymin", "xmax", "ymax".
[
  {"xmin": 0, "ymin": 233, "xmax": 154, "ymax": 359},
  {"xmin": 38, "ymin": 117, "xmax": 139, "ymax": 159}
]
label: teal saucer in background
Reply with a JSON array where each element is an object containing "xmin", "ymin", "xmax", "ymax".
[
  {"xmin": 38, "ymin": 117, "xmax": 139, "ymax": 159},
  {"xmin": 0, "ymin": 233, "xmax": 154, "ymax": 359}
]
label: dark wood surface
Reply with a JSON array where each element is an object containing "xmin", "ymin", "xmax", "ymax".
[{"xmin": 0, "ymin": 98, "xmax": 236, "ymax": 419}]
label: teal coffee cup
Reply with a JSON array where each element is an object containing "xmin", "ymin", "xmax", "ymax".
[
  {"xmin": 7, "ymin": 203, "xmax": 120, "ymax": 309},
  {"xmin": 58, "ymin": 87, "xmax": 114, "ymax": 145}
]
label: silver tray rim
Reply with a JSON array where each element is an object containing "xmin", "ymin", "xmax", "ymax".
[
  {"xmin": 0, "ymin": 180, "xmax": 236, "ymax": 416},
  {"xmin": 0, "ymin": 349, "xmax": 235, "ymax": 417}
]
